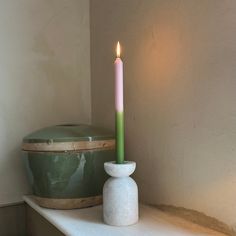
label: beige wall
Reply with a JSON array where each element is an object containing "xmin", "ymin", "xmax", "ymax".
[
  {"xmin": 0, "ymin": 0, "xmax": 90, "ymax": 205},
  {"xmin": 91, "ymin": 0, "xmax": 236, "ymax": 227}
]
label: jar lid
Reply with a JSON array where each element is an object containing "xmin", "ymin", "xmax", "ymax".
[{"xmin": 22, "ymin": 124, "xmax": 115, "ymax": 152}]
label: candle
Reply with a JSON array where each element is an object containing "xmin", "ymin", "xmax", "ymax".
[{"xmin": 115, "ymin": 42, "xmax": 124, "ymax": 164}]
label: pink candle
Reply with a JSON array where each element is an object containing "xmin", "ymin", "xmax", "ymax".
[{"xmin": 114, "ymin": 42, "xmax": 124, "ymax": 164}]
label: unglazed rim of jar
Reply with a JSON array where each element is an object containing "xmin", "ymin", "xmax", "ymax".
[{"xmin": 22, "ymin": 139, "xmax": 115, "ymax": 152}]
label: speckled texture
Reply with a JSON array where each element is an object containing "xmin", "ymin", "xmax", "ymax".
[
  {"xmin": 104, "ymin": 161, "xmax": 136, "ymax": 177},
  {"xmin": 103, "ymin": 162, "xmax": 138, "ymax": 226}
]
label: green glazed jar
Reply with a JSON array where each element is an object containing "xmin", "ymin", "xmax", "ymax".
[{"xmin": 22, "ymin": 124, "xmax": 115, "ymax": 209}]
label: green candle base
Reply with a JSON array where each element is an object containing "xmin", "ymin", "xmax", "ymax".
[{"xmin": 116, "ymin": 111, "xmax": 124, "ymax": 164}]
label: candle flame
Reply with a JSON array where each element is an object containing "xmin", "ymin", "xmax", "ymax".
[{"xmin": 116, "ymin": 41, "xmax": 121, "ymax": 58}]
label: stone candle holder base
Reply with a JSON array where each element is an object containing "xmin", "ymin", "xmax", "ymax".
[{"xmin": 103, "ymin": 161, "xmax": 139, "ymax": 226}]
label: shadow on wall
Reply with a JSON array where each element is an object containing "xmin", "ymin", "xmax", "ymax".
[
  {"xmin": 90, "ymin": 0, "xmax": 236, "ymax": 230},
  {"xmin": 156, "ymin": 204, "xmax": 235, "ymax": 236}
]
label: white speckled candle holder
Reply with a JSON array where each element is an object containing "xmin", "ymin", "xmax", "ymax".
[{"xmin": 103, "ymin": 161, "xmax": 139, "ymax": 226}]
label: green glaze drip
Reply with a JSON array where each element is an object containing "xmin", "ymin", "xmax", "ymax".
[
  {"xmin": 116, "ymin": 111, "xmax": 124, "ymax": 164},
  {"xmin": 23, "ymin": 150, "xmax": 114, "ymax": 198}
]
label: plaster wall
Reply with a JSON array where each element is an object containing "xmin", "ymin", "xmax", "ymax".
[
  {"xmin": 90, "ymin": 0, "xmax": 236, "ymax": 227},
  {"xmin": 0, "ymin": 0, "xmax": 90, "ymax": 204}
]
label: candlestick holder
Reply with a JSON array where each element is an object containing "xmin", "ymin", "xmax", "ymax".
[{"xmin": 103, "ymin": 161, "xmax": 139, "ymax": 226}]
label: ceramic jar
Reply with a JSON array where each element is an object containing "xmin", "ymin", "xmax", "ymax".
[{"xmin": 22, "ymin": 124, "xmax": 115, "ymax": 209}]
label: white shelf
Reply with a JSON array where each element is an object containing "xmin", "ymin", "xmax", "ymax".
[{"xmin": 23, "ymin": 195, "xmax": 225, "ymax": 236}]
